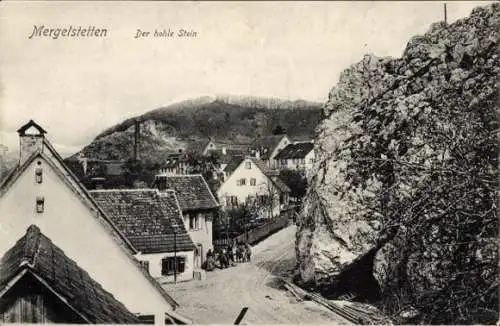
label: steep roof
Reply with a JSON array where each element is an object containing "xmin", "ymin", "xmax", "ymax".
[
  {"xmin": 153, "ymin": 175, "xmax": 219, "ymax": 211},
  {"xmin": 249, "ymin": 135, "xmax": 287, "ymax": 159},
  {"xmin": 90, "ymin": 189, "xmax": 195, "ymax": 253},
  {"xmin": 185, "ymin": 139, "xmax": 212, "ymax": 155},
  {"xmin": 206, "ymin": 149, "xmax": 245, "ymax": 164},
  {"xmin": 0, "ymin": 124, "xmax": 181, "ymax": 310},
  {"xmin": 0, "ymin": 225, "xmax": 140, "ymax": 324},
  {"xmin": 162, "ymin": 153, "xmax": 183, "ymax": 168},
  {"xmin": 16, "ymin": 119, "xmax": 47, "ymax": 135},
  {"xmin": 222, "ymin": 155, "xmax": 245, "ymax": 174},
  {"xmin": 270, "ymin": 176, "xmax": 291, "ymax": 194},
  {"xmin": 274, "ymin": 142, "xmax": 314, "ymax": 160}
]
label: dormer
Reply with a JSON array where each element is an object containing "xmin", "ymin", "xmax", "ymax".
[{"xmin": 17, "ymin": 120, "xmax": 47, "ymax": 165}]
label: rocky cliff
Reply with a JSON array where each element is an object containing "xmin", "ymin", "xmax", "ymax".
[{"xmin": 296, "ymin": 4, "xmax": 499, "ymax": 324}]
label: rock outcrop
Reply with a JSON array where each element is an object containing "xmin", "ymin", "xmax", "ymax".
[{"xmin": 296, "ymin": 4, "xmax": 499, "ymax": 324}]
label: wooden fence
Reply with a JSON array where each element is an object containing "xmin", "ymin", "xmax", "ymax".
[{"xmin": 214, "ymin": 214, "xmax": 290, "ymax": 251}]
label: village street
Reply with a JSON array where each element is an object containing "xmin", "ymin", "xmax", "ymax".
[{"xmin": 163, "ymin": 226, "xmax": 349, "ymax": 324}]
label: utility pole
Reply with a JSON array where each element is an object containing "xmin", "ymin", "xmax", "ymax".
[{"xmin": 444, "ymin": 3, "xmax": 448, "ymax": 25}]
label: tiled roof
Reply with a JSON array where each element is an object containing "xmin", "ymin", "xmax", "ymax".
[
  {"xmin": 0, "ymin": 225, "xmax": 140, "ymax": 324},
  {"xmin": 222, "ymin": 156, "xmax": 245, "ymax": 174},
  {"xmin": 271, "ymin": 176, "xmax": 291, "ymax": 194},
  {"xmin": 153, "ymin": 175, "xmax": 219, "ymax": 211},
  {"xmin": 90, "ymin": 189, "xmax": 195, "ymax": 253},
  {"xmin": 249, "ymin": 135, "xmax": 287, "ymax": 159},
  {"xmin": 206, "ymin": 149, "xmax": 245, "ymax": 164},
  {"xmin": 249, "ymin": 157, "xmax": 273, "ymax": 175},
  {"xmin": 274, "ymin": 142, "xmax": 314, "ymax": 160},
  {"xmin": 0, "ymin": 122, "xmax": 180, "ymax": 310},
  {"xmin": 162, "ymin": 153, "xmax": 183, "ymax": 168},
  {"xmin": 186, "ymin": 139, "xmax": 211, "ymax": 155}
]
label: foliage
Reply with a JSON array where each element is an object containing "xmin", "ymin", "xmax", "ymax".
[
  {"xmin": 76, "ymin": 96, "xmax": 322, "ymax": 164},
  {"xmin": 279, "ymin": 169, "xmax": 308, "ymax": 199},
  {"xmin": 272, "ymin": 125, "xmax": 286, "ymax": 135},
  {"xmin": 185, "ymin": 152, "xmax": 222, "ymax": 194}
]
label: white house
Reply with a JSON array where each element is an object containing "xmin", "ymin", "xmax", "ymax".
[
  {"xmin": 248, "ymin": 135, "xmax": 291, "ymax": 169},
  {"xmin": 0, "ymin": 225, "xmax": 141, "ymax": 324},
  {"xmin": 217, "ymin": 157, "xmax": 290, "ymax": 218},
  {"xmin": 0, "ymin": 120, "xmax": 190, "ymax": 325},
  {"xmin": 186, "ymin": 138, "xmax": 216, "ymax": 157},
  {"xmin": 274, "ymin": 141, "xmax": 315, "ymax": 171},
  {"xmin": 90, "ymin": 188, "xmax": 196, "ymax": 284},
  {"xmin": 153, "ymin": 175, "xmax": 219, "ymax": 270}
]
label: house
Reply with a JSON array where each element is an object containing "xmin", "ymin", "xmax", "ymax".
[
  {"xmin": 152, "ymin": 175, "xmax": 219, "ymax": 269},
  {"xmin": 216, "ymin": 156, "xmax": 290, "ymax": 218},
  {"xmin": 248, "ymin": 135, "xmax": 291, "ymax": 169},
  {"xmin": 185, "ymin": 138, "xmax": 216, "ymax": 157},
  {"xmin": 274, "ymin": 141, "xmax": 315, "ymax": 171},
  {"xmin": 0, "ymin": 225, "xmax": 140, "ymax": 324},
  {"xmin": 158, "ymin": 152, "xmax": 189, "ymax": 176},
  {"xmin": 0, "ymin": 120, "xmax": 190, "ymax": 325},
  {"xmin": 90, "ymin": 189, "xmax": 196, "ymax": 284}
]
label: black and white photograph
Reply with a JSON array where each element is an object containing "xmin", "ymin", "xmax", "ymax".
[{"xmin": 0, "ymin": 1, "xmax": 498, "ymax": 325}]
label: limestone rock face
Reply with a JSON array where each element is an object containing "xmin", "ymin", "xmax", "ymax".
[{"xmin": 296, "ymin": 4, "xmax": 499, "ymax": 324}]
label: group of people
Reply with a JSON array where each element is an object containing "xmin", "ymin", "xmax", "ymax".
[{"xmin": 203, "ymin": 242, "xmax": 252, "ymax": 271}]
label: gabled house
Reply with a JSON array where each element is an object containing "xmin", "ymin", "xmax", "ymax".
[
  {"xmin": 0, "ymin": 225, "xmax": 140, "ymax": 324},
  {"xmin": 152, "ymin": 175, "xmax": 219, "ymax": 269},
  {"xmin": 0, "ymin": 120, "xmax": 190, "ymax": 325},
  {"xmin": 216, "ymin": 156, "xmax": 290, "ymax": 218},
  {"xmin": 185, "ymin": 138, "xmax": 216, "ymax": 157},
  {"xmin": 158, "ymin": 152, "xmax": 189, "ymax": 176},
  {"xmin": 90, "ymin": 189, "xmax": 196, "ymax": 284},
  {"xmin": 274, "ymin": 141, "xmax": 315, "ymax": 171},
  {"xmin": 248, "ymin": 135, "xmax": 291, "ymax": 169}
]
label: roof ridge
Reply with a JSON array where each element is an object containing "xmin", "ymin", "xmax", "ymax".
[
  {"xmin": 89, "ymin": 188, "xmax": 156, "ymax": 193},
  {"xmin": 159, "ymin": 174, "xmax": 203, "ymax": 178},
  {"xmin": 21, "ymin": 225, "xmax": 41, "ymax": 268}
]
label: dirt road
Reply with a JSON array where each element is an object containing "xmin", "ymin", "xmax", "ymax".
[{"xmin": 163, "ymin": 225, "xmax": 349, "ymax": 324}]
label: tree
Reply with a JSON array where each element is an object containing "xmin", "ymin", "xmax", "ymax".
[{"xmin": 279, "ymin": 169, "xmax": 308, "ymax": 200}]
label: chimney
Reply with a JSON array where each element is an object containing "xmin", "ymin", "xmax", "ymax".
[
  {"xmin": 133, "ymin": 120, "xmax": 140, "ymax": 161},
  {"xmin": 17, "ymin": 120, "xmax": 47, "ymax": 165}
]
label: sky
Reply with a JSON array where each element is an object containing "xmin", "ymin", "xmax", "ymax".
[{"xmin": 0, "ymin": 1, "xmax": 492, "ymax": 157}]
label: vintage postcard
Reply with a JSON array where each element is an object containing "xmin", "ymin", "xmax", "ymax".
[{"xmin": 0, "ymin": 1, "xmax": 498, "ymax": 325}]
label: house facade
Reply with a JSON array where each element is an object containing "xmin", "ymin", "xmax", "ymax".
[
  {"xmin": 90, "ymin": 189, "xmax": 196, "ymax": 284},
  {"xmin": 248, "ymin": 135, "xmax": 291, "ymax": 169},
  {"xmin": 274, "ymin": 142, "xmax": 315, "ymax": 171},
  {"xmin": 153, "ymin": 175, "xmax": 219, "ymax": 269},
  {"xmin": 0, "ymin": 225, "xmax": 140, "ymax": 324},
  {"xmin": 217, "ymin": 157, "xmax": 290, "ymax": 218},
  {"xmin": 0, "ymin": 121, "xmax": 189, "ymax": 325},
  {"xmin": 158, "ymin": 152, "xmax": 190, "ymax": 176}
]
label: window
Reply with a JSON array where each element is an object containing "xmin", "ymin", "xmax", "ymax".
[
  {"xmin": 36, "ymin": 196, "xmax": 44, "ymax": 213},
  {"xmin": 35, "ymin": 163, "xmax": 43, "ymax": 184},
  {"xmin": 226, "ymin": 196, "xmax": 238, "ymax": 207},
  {"xmin": 139, "ymin": 260, "xmax": 150, "ymax": 273},
  {"xmin": 237, "ymin": 178, "xmax": 246, "ymax": 186},
  {"xmin": 138, "ymin": 315, "xmax": 155, "ymax": 325},
  {"xmin": 189, "ymin": 214, "xmax": 202, "ymax": 230},
  {"xmin": 258, "ymin": 195, "xmax": 270, "ymax": 205},
  {"xmin": 35, "ymin": 168, "xmax": 43, "ymax": 184},
  {"xmin": 250, "ymin": 178, "xmax": 256, "ymax": 186},
  {"xmin": 161, "ymin": 256, "xmax": 186, "ymax": 276},
  {"xmin": 245, "ymin": 162, "xmax": 251, "ymax": 169}
]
